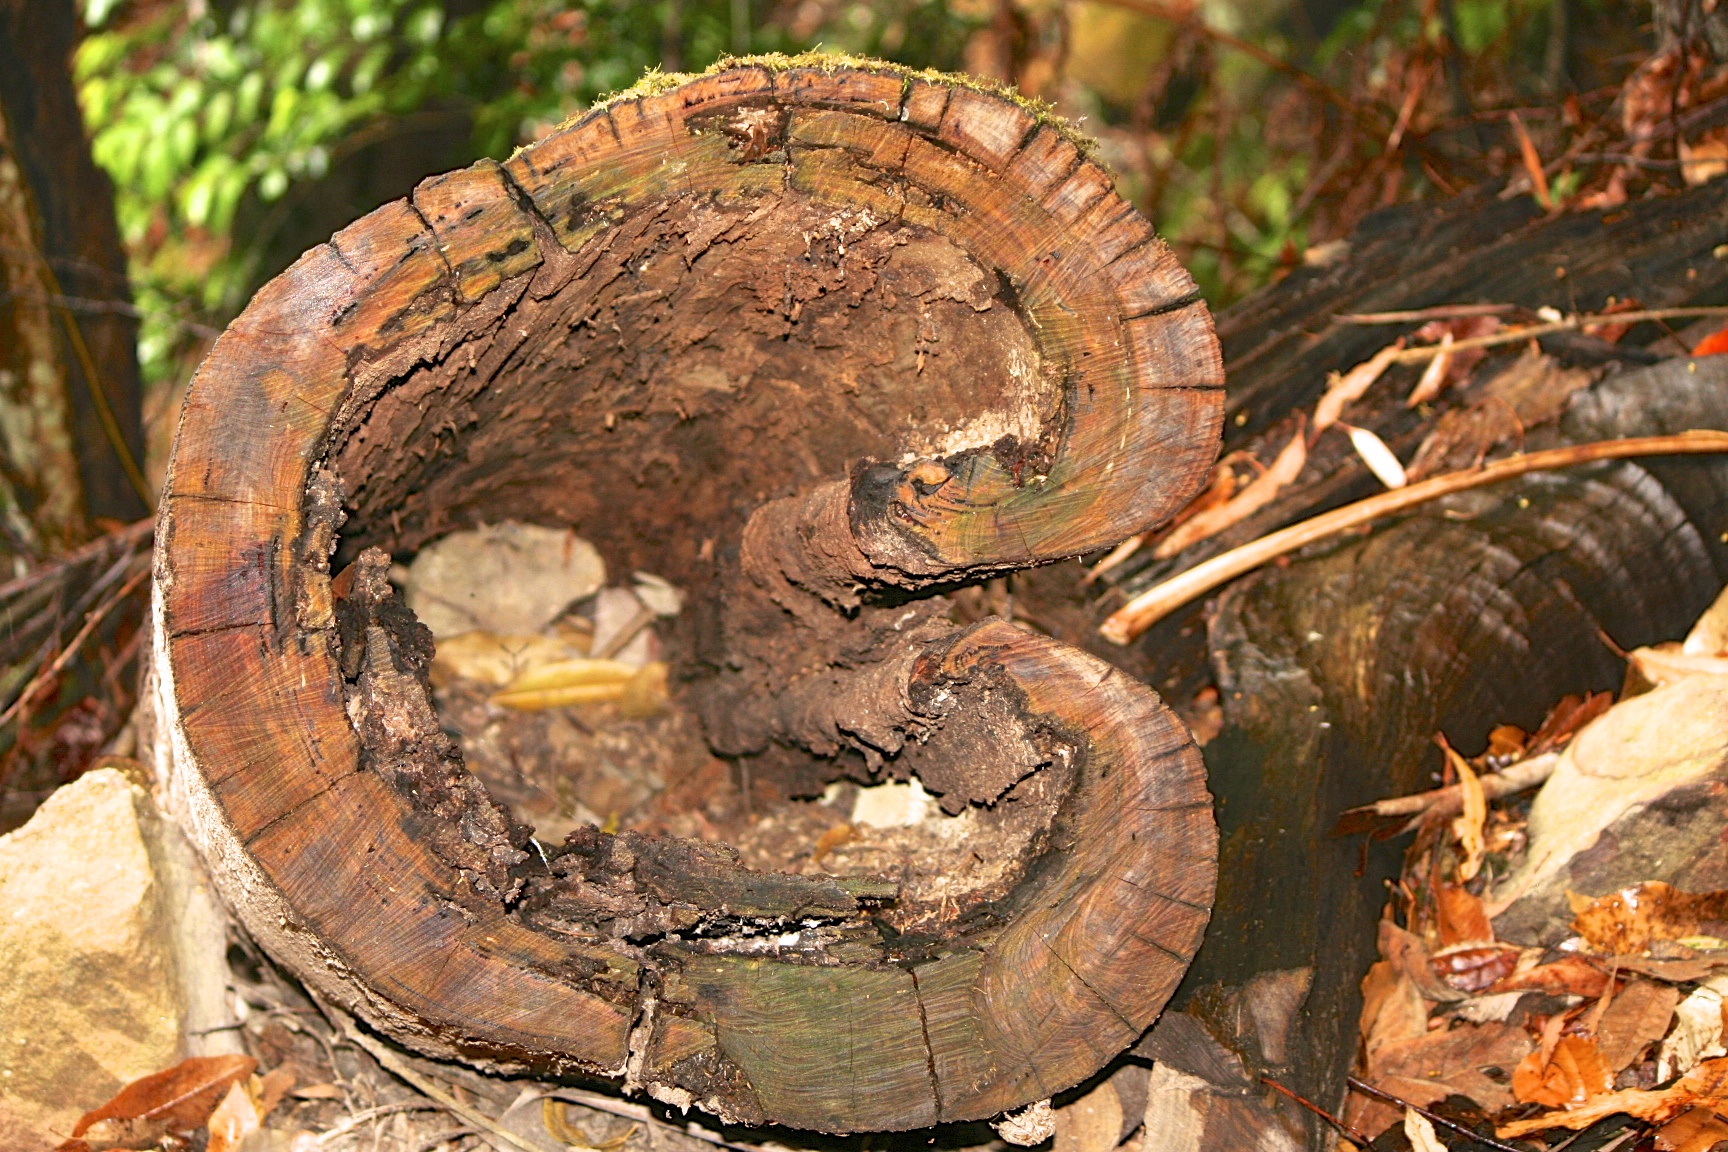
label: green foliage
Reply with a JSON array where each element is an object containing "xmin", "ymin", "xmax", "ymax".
[{"xmin": 77, "ymin": 0, "xmax": 985, "ymax": 385}]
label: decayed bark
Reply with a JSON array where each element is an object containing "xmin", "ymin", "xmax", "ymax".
[
  {"xmin": 0, "ymin": 0, "xmax": 148, "ymax": 528},
  {"xmin": 148, "ymin": 60, "xmax": 1225, "ymax": 1133},
  {"xmin": 1078, "ymin": 178, "xmax": 1728, "ymax": 1150}
]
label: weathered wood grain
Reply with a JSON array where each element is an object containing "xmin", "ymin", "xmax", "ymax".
[{"xmin": 151, "ymin": 59, "xmax": 1223, "ymax": 1133}]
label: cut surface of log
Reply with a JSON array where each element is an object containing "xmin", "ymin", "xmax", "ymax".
[{"xmin": 148, "ymin": 57, "xmax": 1223, "ymax": 1134}]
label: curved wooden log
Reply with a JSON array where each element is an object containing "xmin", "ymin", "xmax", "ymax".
[{"xmin": 147, "ymin": 59, "xmax": 1223, "ymax": 1133}]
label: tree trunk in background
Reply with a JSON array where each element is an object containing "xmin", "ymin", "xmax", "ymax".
[{"xmin": 0, "ymin": 0, "xmax": 148, "ymax": 537}]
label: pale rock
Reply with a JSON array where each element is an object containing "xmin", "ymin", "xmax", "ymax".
[{"xmin": 0, "ymin": 768, "xmax": 236, "ymax": 1150}]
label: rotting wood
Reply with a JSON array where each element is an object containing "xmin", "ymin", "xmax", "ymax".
[{"xmin": 147, "ymin": 57, "xmax": 1224, "ymax": 1134}]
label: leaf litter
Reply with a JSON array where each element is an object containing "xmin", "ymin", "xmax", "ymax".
[{"xmin": 1341, "ymin": 581, "xmax": 1728, "ymax": 1148}]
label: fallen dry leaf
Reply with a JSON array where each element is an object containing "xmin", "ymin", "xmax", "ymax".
[
  {"xmin": 491, "ymin": 657, "xmax": 639, "ymax": 710},
  {"xmin": 1355, "ymin": 1019, "xmax": 1533, "ymax": 1131},
  {"xmin": 1434, "ymin": 883, "xmax": 1493, "ymax": 948},
  {"xmin": 1684, "ymin": 585, "xmax": 1728, "ymax": 656},
  {"xmin": 1654, "ymin": 1105, "xmax": 1728, "ymax": 1152},
  {"xmin": 1314, "ymin": 340, "xmax": 1405, "ymax": 431},
  {"xmin": 430, "ymin": 630, "xmax": 584, "ymax": 688},
  {"xmin": 1526, "ymin": 690, "xmax": 1614, "ymax": 756},
  {"xmin": 405, "ymin": 521, "xmax": 605, "ymax": 639},
  {"xmin": 617, "ymin": 661, "xmax": 670, "ymax": 719},
  {"xmin": 1152, "ymin": 423, "xmax": 1307, "ymax": 559},
  {"xmin": 1509, "ymin": 111, "xmax": 1553, "ymax": 208},
  {"xmin": 1489, "ymin": 954, "xmax": 1611, "ymax": 1000},
  {"xmin": 1681, "ymin": 132, "xmax": 1728, "ymax": 186},
  {"xmin": 1441, "ymin": 740, "xmax": 1487, "ymax": 882},
  {"xmin": 1431, "ymin": 945, "xmax": 1520, "ymax": 993},
  {"xmin": 1360, "ymin": 959, "xmax": 1430, "ymax": 1057},
  {"xmin": 1406, "ymin": 401, "xmax": 1523, "ymax": 481},
  {"xmin": 1660, "ymin": 982, "xmax": 1728, "ymax": 1080},
  {"xmin": 1478, "ymin": 343, "xmax": 1595, "ymax": 427},
  {"xmin": 1499, "ymin": 1055, "xmax": 1728, "ymax": 1137},
  {"xmin": 1694, "ymin": 327, "xmax": 1728, "ymax": 358},
  {"xmin": 1628, "ymin": 643, "xmax": 1728, "ymax": 691},
  {"xmin": 256, "ymin": 1066, "xmax": 296, "ymax": 1119},
  {"xmin": 1581, "ymin": 298, "xmax": 1642, "ymax": 345},
  {"xmin": 205, "ymin": 1081, "xmax": 262, "ymax": 1152},
  {"xmin": 1404, "ymin": 1108, "xmax": 1447, "ymax": 1152},
  {"xmin": 1596, "ymin": 978, "xmax": 1681, "ymax": 1072},
  {"xmin": 1408, "ymin": 330, "xmax": 1455, "ymax": 407},
  {"xmin": 1342, "ymin": 424, "xmax": 1408, "ymax": 489},
  {"xmin": 60, "ymin": 1055, "xmax": 258, "ymax": 1150},
  {"xmin": 1574, "ymin": 883, "xmax": 1728, "ymax": 956},
  {"xmin": 1512, "ymin": 1034, "xmax": 1614, "ymax": 1108}
]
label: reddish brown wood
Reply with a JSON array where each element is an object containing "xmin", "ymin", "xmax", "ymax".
[{"xmin": 149, "ymin": 59, "xmax": 1223, "ymax": 1133}]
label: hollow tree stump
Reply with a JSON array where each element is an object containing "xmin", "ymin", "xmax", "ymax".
[{"xmin": 146, "ymin": 57, "xmax": 1224, "ymax": 1134}]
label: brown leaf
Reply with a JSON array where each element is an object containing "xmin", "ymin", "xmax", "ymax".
[
  {"xmin": 1431, "ymin": 945, "xmax": 1521, "ymax": 994},
  {"xmin": 1654, "ymin": 1105, "xmax": 1728, "ymax": 1152},
  {"xmin": 257, "ymin": 1066, "xmax": 297, "ymax": 1119},
  {"xmin": 1512, "ymin": 1034, "xmax": 1614, "ymax": 1108},
  {"xmin": 1499, "ymin": 1055, "xmax": 1728, "ymax": 1138},
  {"xmin": 1442, "ymin": 741, "xmax": 1487, "ymax": 882},
  {"xmin": 1526, "ymin": 691, "xmax": 1614, "ymax": 755},
  {"xmin": 1350, "ymin": 1020, "xmax": 1533, "ymax": 1137},
  {"xmin": 1596, "ymin": 979, "xmax": 1682, "ymax": 1072},
  {"xmin": 1406, "ymin": 401, "xmax": 1523, "ymax": 482},
  {"xmin": 1435, "ymin": 882, "xmax": 1492, "ymax": 948},
  {"xmin": 204, "ymin": 1081, "xmax": 262, "ymax": 1152},
  {"xmin": 1574, "ymin": 883, "xmax": 1728, "ymax": 955},
  {"xmin": 1360, "ymin": 960, "xmax": 1430, "ymax": 1057},
  {"xmin": 66, "ymin": 1055, "xmax": 257, "ymax": 1143},
  {"xmin": 1489, "ymin": 955, "xmax": 1612, "ymax": 1000},
  {"xmin": 1478, "ymin": 343, "xmax": 1596, "ymax": 428}
]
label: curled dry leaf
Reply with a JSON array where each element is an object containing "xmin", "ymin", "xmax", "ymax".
[
  {"xmin": 1435, "ymin": 883, "xmax": 1493, "ymax": 948},
  {"xmin": 1512, "ymin": 1034, "xmax": 1614, "ymax": 1108},
  {"xmin": 1627, "ymin": 643, "xmax": 1728, "ymax": 691},
  {"xmin": 1573, "ymin": 882, "xmax": 1728, "ymax": 956},
  {"xmin": 1693, "ymin": 326, "xmax": 1728, "ymax": 357},
  {"xmin": 1153, "ymin": 423, "xmax": 1307, "ymax": 560},
  {"xmin": 1440, "ymin": 740, "xmax": 1487, "ymax": 882},
  {"xmin": 1488, "ymin": 955, "xmax": 1611, "ymax": 1000},
  {"xmin": 1403, "ymin": 1108, "xmax": 1448, "ymax": 1152},
  {"xmin": 204, "ymin": 1081, "xmax": 262, "ymax": 1152},
  {"xmin": 1313, "ymin": 339, "xmax": 1405, "ymax": 431},
  {"xmin": 1683, "ymin": 585, "xmax": 1728, "ymax": 656},
  {"xmin": 1342, "ymin": 424, "xmax": 1408, "ymax": 489},
  {"xmin": 490, "ymin": 657, "xmax": 639, "ymax": 710},
  {"xmin": 1596, "ymin": 978, "xmax": 1680, "ymax": 1073},
  {"xmin": 1498, "ymin": 1054, "xmax": 1728, "ymax": 1137},
  {"xmin": 59, "ymin": 1054, "xmax": 258, "ymax": 1150},
  {"xmin": 1431, "ymin": 945, "xmax": 1521, "ymax": 994},
  {"xmin": 1408, "ymin": 331, "xmax": 1455, "ymax": 407},
  {"xmin": 1658, "ymin": 982, "xmax": 1728, "ymax": 1081},
  {"xmin": 1654, "ymin": 1105, "xmax": 1728, "ymax": 1152},
  {"xmin": 1406, "ymin": 400, "xmax": 1523, "ymax": 482},
  {"xmin": 430, "ymin": 631, "xmax": 584, "ymax": 688}
]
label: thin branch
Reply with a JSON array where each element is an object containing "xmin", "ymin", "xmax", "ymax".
[
  {"xmin": 0, "ymin": 561, "xmax": 148, "ymax": 727},
  {"xmin": 1338, "ymin": 303, "xmax": 1517, "ymax": 324},
  {"xmin": 1260, "ymin": 1077, "xmax": 1370, "ymax": 1147},
  {"xmin": 1100, "ymin": 431, "xmax": 1728, "ymax": 644},
  {"xmin": 1388, "ymin": 307, "xmax": 1728, "ymax": 363},
  {"xmin": 312, "ymin": 1102, "xmax": 447, "ymax": 1148},
  {"xmin": 339, "ymin": 1028, "xmax": 554, "ymax": 1152},
  {"xmin": 1346, "ymin": 1077, "xmax": 1526, "ymax": 1152},
  {"xmin": 540, "ymin": 1087, "xmax": 768, "ymax": 1152}
]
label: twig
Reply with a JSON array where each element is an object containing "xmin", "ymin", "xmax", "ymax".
[
  {"xmin": 1260, "ymin": 1077, "xmax": 1370, "ymax": 1147},
  {"xmin": 1100, "ymin": 431, "xmax": 1728, "ymax": 644},
  {"xmin": 1338, "ymin": 303, "xmax": 1516, "ymax": 324},
  {"xmin": 1345, "ymin": 1077, "xmax": 1526, "ymax": 1152},
  {"xmin": 1388, "ymin": 307, "xmax": 1728, "ymax": 364},
  {"xmin": 313, "ymin": 1102, "xmax": 446, "ymax": 1147},
  {"xmin": 1341, "ymin": 751, "xmax": 1559, "ymax": 824},
  {"xmin": 0, "ymin": 562, "xmax": 148, "ymax": 727},
  {"xmin": 540, "ymin": 1087, "xmax": 766, "ymax": 1152},
  {"xmin": 340, "ymin": 1029, "xmax": 550, "ymax": 1152}
]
